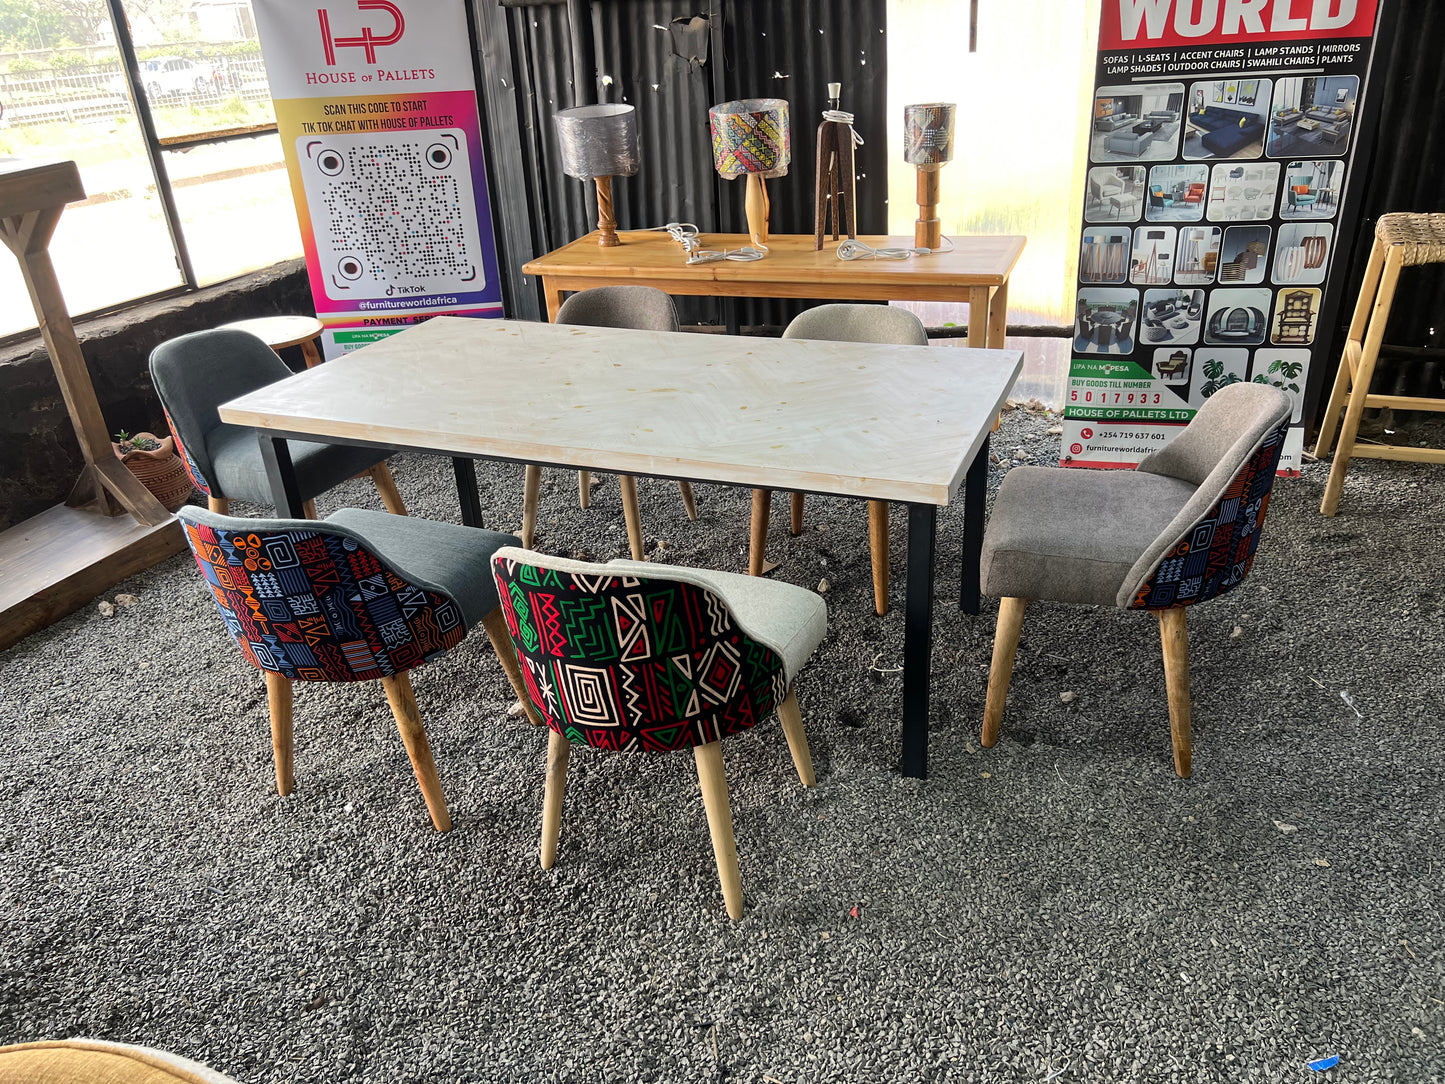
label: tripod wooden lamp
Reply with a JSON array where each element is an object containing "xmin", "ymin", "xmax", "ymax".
[
  {"xmin": 710, "ymin": 98, "xmax": 790, "ymax": 249},
  {"xmin": 555, "ymin": 103, "xmax": 639, "ymax": 248},
  {"xmin": 904, "ymin": 102, "xmax": 956, "ymax": 249}
]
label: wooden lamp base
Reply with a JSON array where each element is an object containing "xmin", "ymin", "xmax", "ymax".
[
  {"xmin": 744, "ymin": 172, "xmax": 771, "ymax": 248},
  {"xmin": 914, "ymin": 166, "xmax": 943, "ymax": 250},
  {"xmin": 594, "ymin": 175, "xmax": 620, "ymax": 247}
]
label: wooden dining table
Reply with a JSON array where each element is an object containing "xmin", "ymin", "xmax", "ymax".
[{"xmin": 217, "ymin": 317, "xmax": 1023, "ymax": 778}]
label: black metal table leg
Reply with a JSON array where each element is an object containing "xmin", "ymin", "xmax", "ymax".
[
  {"xmin": 960, "ymin": 432, "xmax": 989, "ymax": 615},
  {"xmin": 901, "ymin": 502, "xmax": 937, "ymax": 779},
  {"xmin": 452, "ymin": 457, "xmax": 484, "ymax": 527},
  {"xmin": 258, "ymin": 435, "xmax": 304, "ymax": 518}
]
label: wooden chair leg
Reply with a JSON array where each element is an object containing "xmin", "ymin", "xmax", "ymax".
[
  {"xmin": 522, "ymin": 464, "xmax": 541, "ymax": 548},
  {"xmin": 1322, "ymin": 244, "xmax": 1404, "ymax": 516},
  {"xmin": 789, "ymin": 492, "xmax": 804, "ymax": 535},
  {"xmin": 1157, "ymin": 607, "xmax": 1192, "ymax": 779},
  {"xmin": 540, "ymin": 729, "xmax": 569, "ymax": 869},
  {"xmin": 981, "ymin": 597, "xmax": 1028, "ymax": 748},
  {"xmin": 480, "ymin": 607, "xmax": 541, "ymax": 726},
  {"xmin": 693, "ymin": 740, "xmax": 743, "ymax": 919},
  {"xmin": 301, "ymin": 499, "xmax": 317, "ymax": 520},
  {"xmin": 578, "ymin": 470, "xmax": 591, "ymax": 509},
  {"xmin": 368, "ymin": 462, "xmax": 407, "ymax": 515},
  {"xmin": 619, "ymin": 474, "xmax": 644, "ymax": 560},
  {"xmin": 748, "ymin": 488, "xmax": 771, "ymax": 576},
  {"xmin": 776, "ymin": 688, "xmax": 815, "ymax": 787},
  {"xmin": 677, "ymin": 480, "xmax": 698, "ymax": 521},
  {"xmin": 265, "ymin": 671, "xmax": 294, "ymax": 796},
  {"xmin": 380, "ymin": 672, "xmax": 451, "ymax": 831},
  {"xmin": 1316, "ymin": 236, "xmax": 1387, "ymax": 460},
  {"xmin": 207, "ymin": 496, "xmax": 229, "ymax": 515},
  {"xmin": 867, "ymin": 500, "xmax": 889, "ymax": 616}
]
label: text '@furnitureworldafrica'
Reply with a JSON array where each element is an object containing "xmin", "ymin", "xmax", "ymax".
[{"xmin": 216, "ymin": 317, "xmax": 1022, "ymax": 778}]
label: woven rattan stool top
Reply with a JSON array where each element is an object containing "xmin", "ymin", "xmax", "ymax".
[{"xmin": 1375, "ymin": 212, "xmax": 1445, "ymax": 266}]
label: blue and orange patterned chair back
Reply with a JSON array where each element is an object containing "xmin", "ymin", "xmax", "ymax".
[
  {"xmin": 492, "ymin": 554, "xmax": 785, "ymax": 752},
  {"xmin": 179, "ymin": 510, "xmax": 466, "ymax": 682},
  {"xmin": 1129, "ymin": 420, "xmax": 1287, "ymax": 610}
]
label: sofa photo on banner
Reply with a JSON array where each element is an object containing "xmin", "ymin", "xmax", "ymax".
[
  {"xmin": 1184, "ymin": 78, "xmax": 1270, "ymax": 161},
  {"xmin": 1266, "ymin": 76, "xmax": 1357, "ymax": 158}
]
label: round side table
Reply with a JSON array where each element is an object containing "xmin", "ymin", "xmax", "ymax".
[{"xmin": 220, "ymin": 315, "xmax": 325, "ymax": 368}]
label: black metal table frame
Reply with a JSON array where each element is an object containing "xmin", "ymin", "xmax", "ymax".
[{"xmin": 256, "ymin": 429, "xmax": 990, "ymax": 780}]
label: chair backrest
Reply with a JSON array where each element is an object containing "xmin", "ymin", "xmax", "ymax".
[
  {"xmin": 782, "ymin": 303, "xmax": 928, "ymax": 346},
  {"xmin": 555, "ymin": 285, "xmax": 680, "ymax": 332},
  {"xmin": 1122, "ymin": 382, "xmax": 1292, "ymax": 609},
  {"xmin": 177, "ymin": 506, "xmax": 466, "ymax": 681},
  {"xmin": 490, "ymin": 549, "xmax": 786, "ymax": 752},
  {"xmin": 150, "ymin": 329, "xmax": 295, "ymax": 495}
]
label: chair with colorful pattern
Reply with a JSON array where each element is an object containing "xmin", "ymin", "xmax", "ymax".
[
  {"xmin": 177, "ymin": 505, "xmax": 533, "ymax": 830},
  {"xmin": 977, "ymin": 382, "xmax": 1291, "ymax": 776},
  {"xmin": 748, "ymin": 303, "xmax": 930, "ymax": 617},
  {"xmin": 490, "ymin": 547, "xmax": 827, "ymax": 918},
  {"xmin": 151, "ymin": 328, "xmax": 407, "ymax": 519}
]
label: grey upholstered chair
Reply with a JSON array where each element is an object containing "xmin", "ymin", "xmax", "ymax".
[
  {"xmin": 490, "ymin": 546, "xmax": 825, "ymax": 918},
  {"xmin": 751, "ymin": 303, "xmax": 929, "ymax": 616},
  {"xmin": 177, "ymin": 504, "xmax": 532, "ymax": 830},
  {"xmin": 978, "ymin": 382, "xmax": 1292, "ymax": 777},
  {"xmin": 526, "ymin": 286, "xmax": 695, "ymax": 557},
  {"xmin": 151, "ymin": 328, "xmax": 406, "ymax": 519}
]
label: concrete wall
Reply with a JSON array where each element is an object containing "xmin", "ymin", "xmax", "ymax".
[{"xmin": 0, "ymin": 260, "xmax": 310, "ymax": 532}]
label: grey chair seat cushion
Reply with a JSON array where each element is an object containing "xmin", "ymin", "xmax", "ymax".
[
  {"xmin": 327, "ymin": 508, "xmax": 519, "ymax": 627},
  {"xmin": 981, "ymin": 467, "xmax": 1197, "ymax": 607},
  {"xmin": 207, "ymin": 424, "xmax": 389, "ymax": 506}
]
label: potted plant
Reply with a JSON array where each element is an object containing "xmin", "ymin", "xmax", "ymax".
[{"xmin": 112, "ymin": 430, "xmax": 193, "ymax": 512}]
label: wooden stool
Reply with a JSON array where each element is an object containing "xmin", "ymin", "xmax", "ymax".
[
  {"xmin": 220, "ymin": 314, "xmax": 326, "ymax": 368},
  {"xmin": 1315, "ymin": 213, "xmax": 1445, "ymax": 515}
]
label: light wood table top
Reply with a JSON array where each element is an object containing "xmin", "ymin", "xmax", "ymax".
[
  {"xmin": 220, "ymin": 315, "xmax": 324, "ymax": 351},
  {"xmin": 522, "ymin": 232, "xmax": 1026, "ymax": 302},
  {"xmin": 218, "ymin": 316, "xmax": 1023, "ymax": 506}
]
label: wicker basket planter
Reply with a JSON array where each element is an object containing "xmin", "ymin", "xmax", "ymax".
[{"xmin": 112, "ymin": 432, "xmax": 193, "ymax": 512}]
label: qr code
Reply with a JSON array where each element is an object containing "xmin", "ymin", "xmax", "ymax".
[{"xmin": 297, "ymin": 130, "xmax": 486, "ymax": 301}]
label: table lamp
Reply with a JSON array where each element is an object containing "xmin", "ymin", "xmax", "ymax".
[
  {"xmin": 555, "ymin": 103, "xmax": 639, "ymax": 247},
  {"xmin": 709, "ymin": 98, "xmax": 790, "ymax": 248},
  {"xmin": 904, "ymin": 102, "xmax": 956, "ymax": 249}
]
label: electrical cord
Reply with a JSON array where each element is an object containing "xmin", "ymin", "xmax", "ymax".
[
  {"xmin": 820, "ymin": 109, "xmax": 865, "ymax": 146},
  {"xmin": 836, "ymin": 236, "xmax": 956, "ymax": 261},
  {"xmin": 648, "ymin": 221, "xmax": 767, "ymax": 263}
]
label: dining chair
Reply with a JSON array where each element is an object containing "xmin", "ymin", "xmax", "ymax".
[
  {"xmin": 0, "ymin": 1039, "xmax": 240, "ymax": 1084},
  {"xmin": 747, "ymin": 303, "xmax": 929, "ymax": 616},
  {"xmin": 525, "ymin": 285, "xmax": 696, "ymax": 557},
  {"xmin": 490, "ymin": 547, "xmax": 826, "ymax": 918},
  {"xmin": 978, "ymin": 382, "xmax": 1291, "ymax": 777},
  {"xmin": 151, "ymin": 328, "xmax": 407, "ymax": 520},
  {"xmin": 177, "ymin": 505, "xmax": 535, "ymax": 831}
]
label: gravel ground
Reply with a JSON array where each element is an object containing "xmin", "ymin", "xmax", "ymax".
[{"xmin": 1, "ymin": 405, "xmax": 1442, "ymax": 1084}]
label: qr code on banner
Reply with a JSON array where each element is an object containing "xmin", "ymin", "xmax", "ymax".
[{"xmin": 297, "ymin": 130, "xmax": 486, "ymax": 301}]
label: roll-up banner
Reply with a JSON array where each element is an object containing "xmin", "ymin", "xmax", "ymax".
[
  {"xmin": 1064, "ymin": 0, "xmax": 1383, "ymax": 474},
  {"xmin": 253, "ymin": 0, "xmax": 502, "ymax": 358}
]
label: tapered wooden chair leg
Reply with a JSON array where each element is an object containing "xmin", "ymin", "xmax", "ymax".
[
  {"xmin": 480, "ymin": 607, "xmax": 541, "ymax": 725},
  {"xmin": 776, "ymin": 688, "xmax": 815, "ymax": 787},
  {"xmin": 207, "ymin": 496, "xmax": 230, "ymax": 515},
  {"xmin": 693, "ymin": 741, "xmax": 743, "ymax": 919},
  {"xmin": 1157, "ymin": 607, "xmax": 1192, "ymax": 779},
  {"xmin": 265, "ymin": 671, "xmax": 294, "ymax": 796},
  {"xmin": 380, "ymin": 672, "xmax": 451, "ymax": 830},
  {"xmin": 1316, "ymin": 237, "xmax": 1386, "ymax": 459},
  {"xmin": 368, "ymin": 462, "xmax": 407, "ymax": 515},
  {"xmin": 540, "ymin": 730, "xmax": 569, "ymax": 869},
  {"xmin": 301, "ymin": 499, "xmax": 318, "ymax": 520},
  {"xmin": 677, "ymin": 480, "xmax": 698, "ymax": 521},
  {"xmin": 522, "ymin": 464, "xmax": 541, "ymax": 549},
  {"xmin": 578, "ymin": 469, "xmax": 591, "ymax": 509},
  {"xmin": 790, "ymin": 492, "xmax": 805, "ymax": 536},
  {"xmin": 981, "ymin": 597, "xmax": 1028, "ymax": 748},
  {"xmin": 619, "ymin": 475, "xmax": 645, "ymax": 560},
  {"xmin": 748, "ymin": 488, "xmax": 771, "ymax": 576},
  {"xmin": 867, "ymin": 500, "xmax": 889, "ymax": 616}
]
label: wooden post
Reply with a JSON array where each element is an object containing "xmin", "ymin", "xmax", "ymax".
[
  {"xmin": 915, "ymin": 167, "xmax": 942, "ymax": 250},
  {"xmin": 744, "ymin": 172, "xmax": 770, "ymax": 247},
  {"xmin": 593, "ymin": 174, "xmax": 620, "ymax": 247}
]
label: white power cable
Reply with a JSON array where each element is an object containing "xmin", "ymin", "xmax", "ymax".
[
  {"xmin": 820, "ymin": 109, "xmax": 865, "ymax": 147},
  {"xmin": 648, "ymin": 221, "xmax": 767, "ymax": 263},
  {"xmin": 836, "ymin": 236, "xmax": 956, "ymax": 261}
]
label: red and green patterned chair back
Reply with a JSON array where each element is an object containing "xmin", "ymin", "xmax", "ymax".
[
  {"xmin": 179, "ymin": 509, "xmax": 466, "ymax": 682},
  {"xmin": 492, "ymin": 555, "xmax": 786, "ymax": 752}
]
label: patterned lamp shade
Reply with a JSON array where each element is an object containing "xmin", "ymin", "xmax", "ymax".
[
  {"xmin": 903, "ymin": 102, "xmax": 957, "ymax": 167},
  {"xmin": 555, "ymin": 103, "xmax": 640, "ymax": 179},
  {"xmin": 709, "ymin": 98, "xmax": 790, "ymax": 179}
]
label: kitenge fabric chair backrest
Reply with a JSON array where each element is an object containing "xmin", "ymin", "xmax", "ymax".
[
  {"xmin": 492, "ymin": 552, "xmax": 786, "ymax": 752},
  {"xmin": 178, "ymin": 507, "xmax": 466, "ymax": 682}
]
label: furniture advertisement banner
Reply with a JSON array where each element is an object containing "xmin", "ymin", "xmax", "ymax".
[
  {"xmin": 253, "ymin": 0, "xmax": 502, "ymax": 358},
  {"xmin": 1064, "ymin": 0, "xmax": 1383, "ymax": 473}
]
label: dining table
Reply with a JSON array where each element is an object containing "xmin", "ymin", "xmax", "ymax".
[{"xmin": 217, "ymin": 316, "xmax": 1023, "ymax": 778}]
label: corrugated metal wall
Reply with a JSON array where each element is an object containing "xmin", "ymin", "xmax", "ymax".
[{"xmin": 471, "ymin": 0, "xmax": 889, "ymax": 326}]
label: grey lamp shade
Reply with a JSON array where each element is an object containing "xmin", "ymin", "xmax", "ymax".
[
  {"xmin": 555, "ymin": 103, "xmax": 639, "ymax": 179},
  {"xmin": 903, "ymin": 102, "xmax": 956, "ymax": 167}
]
